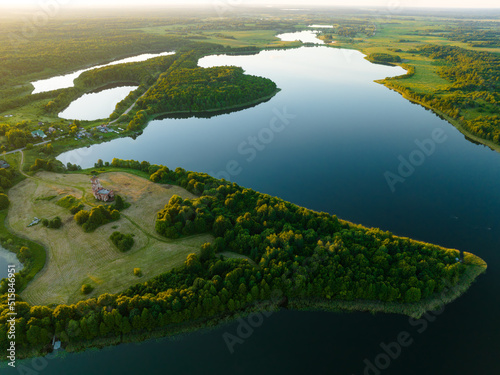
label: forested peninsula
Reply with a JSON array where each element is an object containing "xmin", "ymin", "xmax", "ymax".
[
  {"xmin": 0, "ymin": 159, "xmax": 486, "ymax": 360},
  {"xmin": 127, "ymin": 51, "xmax": 279, "ymax": 131}
]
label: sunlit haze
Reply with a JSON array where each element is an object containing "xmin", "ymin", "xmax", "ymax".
[{"xmin": 5, "ymin": 0, "xmax": 500, "ymax": 8}]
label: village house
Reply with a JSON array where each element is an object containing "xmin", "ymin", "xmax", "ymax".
[
  {"xmin": 31, "ymin": 130, "xmax": 47, "ymax": 139},
  {"xmin": 95, "ymin": 124, "xmax": 109, "ymax": 133}
]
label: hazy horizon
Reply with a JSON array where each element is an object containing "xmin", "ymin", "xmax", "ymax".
[{"xmin": 3, "ymin": 0, "xmax": 500, "ymax": 9}]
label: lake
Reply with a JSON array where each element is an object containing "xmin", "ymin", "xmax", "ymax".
[
  {"xmin": 58, "ymin": 85, "xmax": 138, "ymax": 121},
  {"xmin": 276, "ymin": 30, "xmax": 325, "ymax": 44},
  {"xmin": 8, "ymin": 43, "xmax": 499, "ymax": 374},
  {"xmin": 0, "ymin": 246, "xmax": 22, "ymax": 280},
  {"xmin": 31, "ymin": 51, "xmax": 174, "ymax": 94},
  {"xmin": 308, "ymin": 24, "xmax": 334, "ymax": 28}
]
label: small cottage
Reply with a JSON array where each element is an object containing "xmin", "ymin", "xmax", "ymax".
[{"xmin": 31, "ymin": 130, "xmax": 47, "ymax": 139}]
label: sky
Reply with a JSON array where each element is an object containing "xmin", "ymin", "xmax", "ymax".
[{"xmin": 3, "ymin": 0, "xmax": 500, "ymax": 8}]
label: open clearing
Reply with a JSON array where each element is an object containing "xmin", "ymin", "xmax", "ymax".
[{"xmin": 7, "ymin": 171, "xmax": 213, "ymax": 306}]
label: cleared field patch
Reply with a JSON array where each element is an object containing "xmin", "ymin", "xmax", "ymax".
[
  {"xmin": 392, "ymin": 58, "xmax": 450, "ymax": 94},
  {"xmin": 136, "ymin": 26, "xmax": 299, "ymax": 49},
  {"xmin": 7, "ymin": 171, "xmax": 213, "ymax": 305}
]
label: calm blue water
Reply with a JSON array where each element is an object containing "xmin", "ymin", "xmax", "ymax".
[{"xmin": 8, "ymin": 45, "xmax": 497, "ymax": 375}]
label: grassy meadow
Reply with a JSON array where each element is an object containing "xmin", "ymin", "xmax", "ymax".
[{"xmin": 7, "ymin": 171, "xmax": 213, "ymax": 305}]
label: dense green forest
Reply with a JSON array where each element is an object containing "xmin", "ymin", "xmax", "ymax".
[
  {"xmin": 383, "ymin": 44, "xmax": 500, "ymax": 144},
  {"xmin": 416, "ymin": 22, "xmax": 500, "ymax": 48},
  {"xmin": 127, "ymin": 56, "xmax": 277, "ymax": 130},
  {"xmin": 0, "ymin": 158, "xmax": 485, "ymax": 359},
  {"xmin": 0, "ymin": 18, "xmax": 184, "ymax": 88},
  {"xmin": 139, "ymin": 65, "xmax": 277, "ymax": 114},
  {"xmin": 366, "ymin": 53, "xmax": 402, "ymax": 64}
]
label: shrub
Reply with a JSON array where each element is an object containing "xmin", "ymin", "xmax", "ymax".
[
  {"xmin": 69, "ymin": 204, "xmax": 84, "ymax": 214},
  {"xmin": 81, "ymin": 284, "xmax": 93, "ymax": 294},
  {"xmin": 57, "ymin": 195, "xmax": 78, "ymax": 209},
  {"xmin": 0, "ymin": 193, "xmax": 9, "ymax": 210},
  {"xmin": 48, "ymin": 216, "xmax": 62, "ymax": 229},
  {"xmin": 74, "ymin": 210, "xmax": 90, "ymax": 225},
  {"xmin": 133, "ymin": 268, "xmax": 142, "ymax": 277},
  {"xmin": 113, "ymin": 195, "xmax": 125, "ymax": 210},
  {"xmin": 110, "ymin": 231, "xmax": 134, "ymax": 252},
  {"xmin": 18, "ymin": 246, "xmax": 31, "ymax": 262},
  {"xmin": 29, "ymin": 158, "xmax": 64, "ymax": 172},
  {"xmin": 76, "ymin": 206, "xmax": 120, "ymax": 232},
  {"xmin": 42, "ymin": 216, "xmax": 62, "ymax": 229}
]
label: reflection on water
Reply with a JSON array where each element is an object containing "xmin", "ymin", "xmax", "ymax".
[
  {"xmin": 276, "ymin": 30, "xmax": 324, "ymax": 44},
  {"xmin": 58, "ymin": 86, "xmax": 138, "ymax": 121},
  {"xmin": 0, "ymin": 246, "xmax": 23, "ymax": 279},
  {"xmin": 31, "ymin": 51, "xmax": 174, "ymax": 94}
]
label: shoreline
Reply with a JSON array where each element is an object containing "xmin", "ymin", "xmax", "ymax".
[
  {"xmin": 5, "ymin": 260, "xmax": 486, "ymax": 362},
  {"xmin": 20, "ymin": 87, "xmax": 282, "ymax": 162},
  {"xmin": 335, "ymin": 41, "xmax": 500, "ymax": 155},
  {"xmin": 379, "ymin": 81, "xmax": 500, "ymax": 153},
  {"xmin": 29, "ymin": 50, "xmax": 176, "ymax": 94},
  {"xmin": 127, "ymin": 88, "xmax": 282, "ymax": 124},
  {"xmin": 289, "ymin": 261, "xmax": 487, "ymax": 318}
]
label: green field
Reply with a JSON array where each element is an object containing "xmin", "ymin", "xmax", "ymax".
[{"xmin": 7, "ymin": 170, "xmax": 213, "ymax": 305}]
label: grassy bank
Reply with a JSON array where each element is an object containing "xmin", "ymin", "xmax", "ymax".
[
  {"xmin": 380, "ymin": 81, "xmax": 500, "ymax": 153},
  {"xmin": 0, "ymin": 210, "xmax": 47, "ymax": 292},
  {"xmin": 335, "ymin": 18, "xmax": 500, "ymax": 153}
]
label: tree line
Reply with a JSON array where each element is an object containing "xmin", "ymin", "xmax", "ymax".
[{"xmin": 384, "ymin": 44, "xmax": 500, "ymax": 145}]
